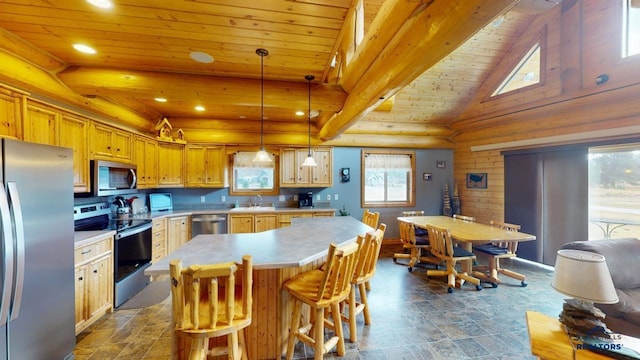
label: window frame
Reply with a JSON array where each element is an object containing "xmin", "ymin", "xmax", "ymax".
[
  {"xmin": 228, "ymin": 150, "xmax": 280, "ymax": 196},
  {"xmin": 360, "ymin": 149, "xmax": 416, "ymax": 208}
]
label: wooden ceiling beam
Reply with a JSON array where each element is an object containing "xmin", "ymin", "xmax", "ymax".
[
  {"xmin": 318, "ymin": 0, "xmax": 519, "ymax": 141},
  {"xmin": 57, "ymin": 67, "xmax": 348, "ymax": 114}
]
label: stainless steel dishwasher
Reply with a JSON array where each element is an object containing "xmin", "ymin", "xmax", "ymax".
[{"xmin": 191, "ymin": 214, "xmax": 228, "ymax": 237}]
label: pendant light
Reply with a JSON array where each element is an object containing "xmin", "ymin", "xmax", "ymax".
[
  {"xmin": 301, "ymin": 74, "xmax": 317, "ymax": 167},
  {"xmin": 253, "ymin": 48, "xmax": 272, "ymax": 163}
]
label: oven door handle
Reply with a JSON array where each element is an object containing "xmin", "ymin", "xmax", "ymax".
[{"xmin": 115, "ymin": 222, "xmax": 152, "ymax": 240}]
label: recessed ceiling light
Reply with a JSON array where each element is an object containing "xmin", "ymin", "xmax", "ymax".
[
  {"xmin": 195, "ymin": 105, "xmax": 205, "ymax": 111},
  {"xmin": 523, "ymin": 72, "xmax": 536, "ymax": 81},
  {"xmin": 295, "ymin": 110, "xmax": 305, "ymax": 116},
  {"xmin": 239, "ymin": 115, "xmax": 246, "ymax": 119},
  {"xmin": 87, "ymin": 0, "xmax": 112, "ymax": 9},
  {"xmin": 190, "ymin": 51, "xmax": 214, "ymax": 64},
  {"xmin": 154, "ymin": 97, "xmax": 167, "ymax": 103},
  {"xmin": 492, "ymin": 16, "xmax": 505, "ymax": 27},
  {"xmin": 310, "ymin": 110, "xmax": 320, "ymax": 118},
  {"xmin": 73, "ymin": 44, "xmax": 97, "ymax": 54}
]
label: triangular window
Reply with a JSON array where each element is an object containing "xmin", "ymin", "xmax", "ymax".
[{"xmin": 491, "ymin": 43, "xmax": 541, "ymax": 96}]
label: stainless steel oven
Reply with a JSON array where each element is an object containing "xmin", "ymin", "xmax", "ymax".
[{"xmin": 113, "ymin": 220, "xmax": 152, "ymax": 308}]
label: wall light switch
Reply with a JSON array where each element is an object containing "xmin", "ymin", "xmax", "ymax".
[
  {"xmin": 334, "ymin": 194, "xmax": 339, "ymax": 200},
  {"xmin": 316, "ymin": 194, "xmax": 321, "ymax": 201},
  {"xmin": 200, "ymin": 196, "xmax": 206, "ymax": 203},
  {"xmin": 221, "ymin": 195, "xmax": 226, "ymax": 202},
  {"xmin": 326, "ymin": 194, "xmax": 331, "ymax": 201}
]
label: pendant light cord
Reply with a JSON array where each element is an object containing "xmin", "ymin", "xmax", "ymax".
[
  {"xmin": 260, "ymin": 51, "xmax": 265, "ymax": 149},
  {"xmin": 305, "ymin": 74, "xmax": 315, "ymax": 156}
]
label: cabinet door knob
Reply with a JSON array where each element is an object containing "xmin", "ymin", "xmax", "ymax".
[{"xmin": 78, "ymin": 276, "xmax": 83, "ymax": 281}]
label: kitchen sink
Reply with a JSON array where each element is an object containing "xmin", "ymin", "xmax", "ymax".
[{"xmin": 229, "ymin": 206, "xmax": 276, "ymax": 212}]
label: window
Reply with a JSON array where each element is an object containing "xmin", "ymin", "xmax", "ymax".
[
  {"xmin": 492, "ymin": 43, "xmax": 541, "ymax": 96},
  {"xmin": 229, "ymin": 151, "xmax": 278, "ymax": 195},
  {"xmin": 361, "ymin": 150, "xmax": 415, "ymax": 207},
  {"xmin": 588, "ymin": 145, "xmax": 640, "ymax": 239},
  {"xmin": 623, "ymin": 0, "xmax": 640, "ymax": 57}
]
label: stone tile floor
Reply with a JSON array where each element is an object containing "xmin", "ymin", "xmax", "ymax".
[{"xmin": 74, "ymin": 244, "xmax": 566, "ymax": 359}]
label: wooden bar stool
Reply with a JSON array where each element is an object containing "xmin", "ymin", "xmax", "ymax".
[
  {"xmin": 342, "ymin": 224, "xmax": 386, "ymax": 343},
  {"xmin": 283, "ymin": 242, "xmax": 360, "ymax": 360},
  {"xmin": 170, "ymin": 255, "xmax": 253, "ymax": 360}
]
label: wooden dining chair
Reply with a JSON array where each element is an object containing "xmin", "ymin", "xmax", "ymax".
[
  {"xmin": 395, "ymin": 218, "xmax": 439, "ymax": 272},
  {"xmin": 170, "ymin": 255, "xmax": 253, "ymax": 360},
  {"xmin": 342, "ymin": 223, "xmax": 386, "ymax": 343},
  {"xmin": 362, "ymin": 209, "xmax": 380, "ymax": 228},
  {"xmin": 453, "ymin": 214, "xmax": 476, "ymax": 222},
  {"xmin": 426, "ymin": 224, "xmax": 481, "ymax": 293},
  {"xmin": 284, "ymin": 241, "xmax": 360, "ymax": 360},
  {"xmin": 473, "ymin": 221, "xmax": 527, "ymax": 287}
]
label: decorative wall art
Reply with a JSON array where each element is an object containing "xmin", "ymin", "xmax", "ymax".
[{"xmin": 466, "ymin": 173, "xmax": 487, "ymax": 188}]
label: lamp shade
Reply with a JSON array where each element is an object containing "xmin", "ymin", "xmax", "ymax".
[
  {"xmin": 552, "ymin": 249, "xmax": 619, "ymax": 304},
  {"xmin": 301, "ymin": 155, "xmax": 317, "ymax": 167}
]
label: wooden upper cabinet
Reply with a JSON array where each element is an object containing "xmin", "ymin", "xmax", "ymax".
[
  {"xmin": 185, "ymin": 145, "xmax": 227, "ymax": 188},
  {"xmin": 134, "ymin": 135, "xmax": 158, "ymax": 188},
  {"xmin": 24, "ymin": 103, "xmax": 57, "ymax": 145},
  {"xmin": 0, "ymin": 88, "xmax": 22, "ymax": 139},
  {"xmin": 157, "ymin": 142, "xmax": 184, "ymax": 186},
  {"xmin": 91, "ymin": 123, "xmax": 132, "ymax": 162},
  {"xmin": 280, "ymin": 147, "xmax": 333, "ymax": 187},
  {"xmin": 59, "ymin": 114, "xmax": 90, "ymax": 193}
]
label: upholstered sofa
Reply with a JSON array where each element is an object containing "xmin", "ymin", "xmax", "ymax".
[{"xmin": 560, "ymin": 238, "xmax": 640, "ymax": 337}]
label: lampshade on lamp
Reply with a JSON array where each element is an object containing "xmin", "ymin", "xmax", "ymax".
[
  {"xmin": 552, "ymin": 249, "xmax": 619, "ymax": 338},
  {"xmin": 301, "ymin": 74, "xmax": 317, "ymax": 167},
  {"xmin": 552, "ymin": 249, "xmax": 618, "ymax": 305},
  {"xmin": 253, "ymin": 48, "xmax": 272, "ymax": 164}
]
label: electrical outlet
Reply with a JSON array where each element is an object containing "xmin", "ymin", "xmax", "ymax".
[
  {"xmin": 279, "ymin": 195, "xmax": 285, "ymax": 202},
  {"xmin": 200, "ymin": 196, "xmax": 205, "ymax": 203},
  {"xmin": 326, "ymin": 194, "xmax": 331, "ymax": 201},
  {"xmin": 316, "ymin": 194, "xmax": 321, "ymax": 201},
  {"xmin": 293, "ymin": 195, "xmax": 298, "ymax": 201},
  {"xmin": 221, "ymin": 195, "xmax": 226, "ymax": 202},
  {"xmin": 334, "ymin": 194, "xmax": 339, "ymax": 200}
]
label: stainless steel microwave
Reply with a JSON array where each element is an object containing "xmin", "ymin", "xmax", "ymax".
[{"xmin": 92, "ymin": 160, "xmax": 137, "ymax": 196}]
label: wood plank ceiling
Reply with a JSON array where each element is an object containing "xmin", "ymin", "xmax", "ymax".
[{"xmin": 0, "ymin": 0, "xmax": 559, "ymax": 148}]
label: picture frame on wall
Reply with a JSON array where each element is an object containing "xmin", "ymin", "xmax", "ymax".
[
  {"xmin": 466, "ymin": 172, "xmax": 487, "ymax": 188},
  {"xmin": 436, "ymin": 160, "xmax": 446, "ymax": 168}
]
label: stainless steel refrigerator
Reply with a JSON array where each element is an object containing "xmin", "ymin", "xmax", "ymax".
[{"xmin": 0, "ymin": 139, "xmax": 75, "ymax": 359}]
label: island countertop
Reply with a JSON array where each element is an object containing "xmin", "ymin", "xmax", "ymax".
[{"xmin": 145, "ymin": 216, "xmax": 372, "ymax": 276}]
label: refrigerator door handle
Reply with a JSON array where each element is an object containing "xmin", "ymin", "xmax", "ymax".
[
  {"xmin": 0, "ymin": 186, "xmax": 14, "ymax": 325},
  {"xmin": 7, "ymin": 182, "xmax": 24, "ymax": 320}
]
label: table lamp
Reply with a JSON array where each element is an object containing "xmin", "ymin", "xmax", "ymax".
[{"xmin": 552, "ymin": 249, "xmax": 619, "ymax": 337}]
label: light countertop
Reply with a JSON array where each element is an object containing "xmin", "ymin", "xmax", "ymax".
[{"xmin": 145, "ymin": 216, "xmax": 372, "ymax": 275}]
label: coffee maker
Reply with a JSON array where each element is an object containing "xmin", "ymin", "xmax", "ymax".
[{"xmin": 298, "ymin": 192, "xmax": 313, "ymax": 208}]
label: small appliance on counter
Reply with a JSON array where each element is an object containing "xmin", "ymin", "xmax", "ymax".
[
  {"xmin": 129, "ymin": 196, "xmax": 146, "ymax": 214},
  {"xmin": 149, "ymin": 192, "xmax": 173, "ymax": 211},
  {"xmin": 298, "ymin": 192, "xmax": 313, "ymax": 208}
]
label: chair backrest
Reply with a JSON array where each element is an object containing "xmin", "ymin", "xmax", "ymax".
[
  {"xmin": 362, "ymin": 209, "xmax": 380, "ymax": 228},
  {"xmin": 402, "ymin": 210, "xmax": 424, "ymax": 217},
  {"xmin": 317, "ymin": 242, "xmax": 360, "ymax": 302},
  {"xmin": 398, "ymin": 218, "xmax": 416, "ymax": 246},
  {"xmin": 490, "ymin": 220, "xmax": 521, "ymax": 252},
  {"xmin": 353, "ymin": 223, "xmax": 387, "ymax": 283},
  {"xmin": 170, "ymin": 255, "xmax": 253, "ymax": 332},
  {"xmin": 453, "ymin": 214, "xmax": 475, "ymax": 222},
  {"xmin": 426, "ymin": 224, "xmax": 455, "ymax": 261}
]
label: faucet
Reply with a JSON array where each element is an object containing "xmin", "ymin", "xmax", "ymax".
[{"xmin": 255, "ymin": 195, "xmax": 262, "ymax": 207}]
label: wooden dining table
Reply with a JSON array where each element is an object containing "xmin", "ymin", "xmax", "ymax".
[{"xmin": 397, "ymin": 215, "xmax": 536, "ymax": 281}]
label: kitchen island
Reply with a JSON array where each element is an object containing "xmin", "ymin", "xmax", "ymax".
[{"xmin": 146, "ymin": 216, "xmax": 372, "ymax": 359}]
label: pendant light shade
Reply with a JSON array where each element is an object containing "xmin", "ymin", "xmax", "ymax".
[
  {"xmin": 302, "ymin": 74, "xmax": 317, "ymax": 167},
  {"xmin": 253, "ymin": 48, "xmax": 272, "ymax": 164}
]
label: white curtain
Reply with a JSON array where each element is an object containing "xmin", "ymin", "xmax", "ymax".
[
  {"xmin": 364, "ymin": 153, "xmax": 411, "ymax": 169},
  {"xmin": 233, "ymin": 151, "xmax": 275, "ymax": 168}
]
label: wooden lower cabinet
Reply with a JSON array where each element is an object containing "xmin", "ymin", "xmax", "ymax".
[
  {"xmin": 231, "ymin": 210, "xmax": 334, "ymax": 233},
  {"xmin": 151, "ymin": 218, "xmax": 167, "ymax": 263},
  {"xmin": 74, "ymin": 234, "xmax": 113, "ymax": 335},
  {"xmin": 167, "ymin": 216, "xmax": 190, "ymax": 253}
]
